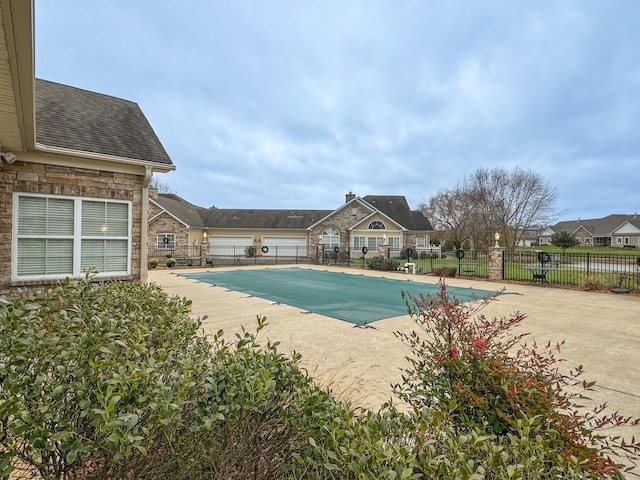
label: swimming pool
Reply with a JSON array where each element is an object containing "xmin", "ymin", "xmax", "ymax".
[{"xmin": 180, "ymin": 268, "xmax": 493, "ymax": 325}]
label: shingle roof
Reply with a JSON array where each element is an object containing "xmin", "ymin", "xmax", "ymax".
[
  {"xmin": 551, "ymin": 214, "xmax": 640, "ymax": 236},
  {"xmin": 154, "ymin": 193, "xmax": 432, "ymax": 232},
  {"xmin": 152, "ymin": 194, "xmax": 207, "ymax": 227},
  {"xmin": 202, "ymin": 209, "xmax": 333, "ymax": 229},
  {"xmin": 35, "ymin": 78, "xmax": 173, "ymax": 166},
  {"xmin": 361, "ymin": 195, "xmax": 432, "ymax": 230}
]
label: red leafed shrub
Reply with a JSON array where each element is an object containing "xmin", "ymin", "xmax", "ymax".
[{"xmin": 395, "ymin": 280, "xmax": 640, "ymax": 477}]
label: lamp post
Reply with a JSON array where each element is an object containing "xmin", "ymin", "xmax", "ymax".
[{"xmin": 494, "ymin": 232, "xmax": 500, "ymax": 247}]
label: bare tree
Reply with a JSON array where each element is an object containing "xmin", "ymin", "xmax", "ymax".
[
  {"xmin": 471, "ymin": 167, "xmax": 556, "ymax": 248},
  {"xmin": 422, "ymin": 187, "xmax": 472, "ymax": 249},
  {"xmin": 424, "ymin": 167, "xmax": 556, "ymax": 249},
  {"xmin": 150, "ymin": 175, "xmax": 175, "ymax": 194}
]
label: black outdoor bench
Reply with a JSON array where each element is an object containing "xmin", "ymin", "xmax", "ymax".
[{"xmin": 203, "ymin": 257, "xmax": 215, "ymax": 267}]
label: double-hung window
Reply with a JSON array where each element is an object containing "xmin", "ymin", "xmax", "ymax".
[
  {"xmin": 157, "ymin": 233, "xmax": 176, "ymax": 249},
  {"xmin": 14, "ymin": 193, "xmax": 131, "ymax": 280}
]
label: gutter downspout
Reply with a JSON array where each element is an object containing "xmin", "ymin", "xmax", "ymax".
[{"xmin": 140, "ymin": 166, "xmax": 152, "ymax": 282}]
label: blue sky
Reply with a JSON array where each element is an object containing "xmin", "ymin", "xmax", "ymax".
[{"xmin": 34, "ymin": 1, "xmax": 640, "ymax": 221}]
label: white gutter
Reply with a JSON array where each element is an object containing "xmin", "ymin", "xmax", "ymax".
[{"xmin": 35, "ymin": 142, "xmax": 175, "ymax": 172}]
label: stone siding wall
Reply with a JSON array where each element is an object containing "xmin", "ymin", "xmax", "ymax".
[
  {"xmin": 148, "ymin": 214, "xmax": 189, "ymax": 248},
  {"xmin": 0, "ymin": 161, "xmax": 144, "ymax": 296},
  {"xmin": 308, "ymin": 203, "xmax": 371, "ymax": 249}
]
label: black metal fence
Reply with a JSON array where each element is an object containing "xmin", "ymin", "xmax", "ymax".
[
  {"xmin": 147, "ymin": 245, "xmax": 640, "ymax": 291},
  {"xmin": 502, "ymin": 250, "xmax": 640, "ymax": 291}
]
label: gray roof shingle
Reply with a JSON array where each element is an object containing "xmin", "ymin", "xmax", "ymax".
[
  {"xmin": 551, "ymin": 214, "xmax": 640, "ymax": 236},
  {"xmin": 154, "ymin": 193, "xmax": 433, "ymax": 232},
  {"xmin": 202, "ymin": 209, "xmax": 333, "ymax": 230},
  {"xmin": 35, "ymin": 79, "xmax": 172, "ymax": 166},
  {"xmin": 152, "ymin": 194, "xmax": 206, "ymax": 227},
  {"xmin": 362, "ymin": 195, "xmax": 433, "ymax": 230}
]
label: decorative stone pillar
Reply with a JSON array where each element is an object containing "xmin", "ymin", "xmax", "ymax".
[{"xmin": 488, "ymin": 246, "xmax": 505, "ymax": 280}]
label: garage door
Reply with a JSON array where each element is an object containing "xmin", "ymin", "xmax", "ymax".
[
  {"xmin": 262, "ymin": 237, "xmax": 307, "ymax": 256},
  {"xmin": 209, "ymin": 236, "xmax": 253, "ymax": 256}
]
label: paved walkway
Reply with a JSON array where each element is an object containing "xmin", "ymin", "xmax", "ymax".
[{"xmin": 148, "ymin": 265, "xmax": 640, "ymax": 440}]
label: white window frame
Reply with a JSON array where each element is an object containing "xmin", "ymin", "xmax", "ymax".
[
  {"xmin": 157, "ymin": 233, "xmax": 176, "ymax": 249},
  {"xmin": 13, "ymin": 193, "xmax": 132, "ymax": 281},
  {"xmin": 388, "ymin": 236, "xmax": 401, "ymax": 250},
  {"xmin": 368, "ymin": 220, "xmax": 386, "ymax": 230},
  {"xmin": 416, "ymin": 236, "xmax": 426, "ymax": 248},
  {"xmin": 321, "ymin": 227, "xmax": 340, "ymax": 249}
]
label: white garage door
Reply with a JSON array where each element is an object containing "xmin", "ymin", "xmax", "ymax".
[
  {"xmin": 209, "ymin": 236, "xmax": 253, "ymax": 256},
  {"xmin": 262, "ymin": 237, "xmax": 307, "ymax": 256}
]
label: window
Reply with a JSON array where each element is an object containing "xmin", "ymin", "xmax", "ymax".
[
  {"xmin": 416, "ymin": 237, "xmax": 426, "ymax": 248},
  {"xmin": 321, "ymin": 227, "xmax": 339, "ymax": 248},
  {"xmin": 624, "ymin": 237, "xmax": 630, "ymax": 245},
  {"xmin": 367, "ymin": 237, "xmax": 384, "ymax": 249},
  {"xmin": 388, "ymin": 236, "xmax": 401, "ymax": 250},
  {"xmin": 157, "ymin": 233, "xmax": 176, "ymax": 249},
  {"xmin": 616, "ymin": 237, "xmax": 623, "ymax": 245},
  {"xmin": 14, "ymin": 194, "xmax": 131, "ymax": 279},
  {"xmin": 368, "ymin": 220, "xmax": 386, "ymax": 230}
]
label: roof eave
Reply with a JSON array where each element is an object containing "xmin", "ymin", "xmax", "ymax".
[
  {"xmin": 2, "ymin": 0, "xmax": 36, "ymax": 151},
  {"xmin": 35, "ymin": 142, "xmax": 175, "ymax": 173}
]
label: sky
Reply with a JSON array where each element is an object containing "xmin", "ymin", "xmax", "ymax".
[{"xmin": 34, "ymin": 1, "xmax": 640, "ymax": 221}]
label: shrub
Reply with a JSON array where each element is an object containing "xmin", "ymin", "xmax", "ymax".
[
  {"xmin": 581, "ymin": 275, "xmax": 605, "ymax": 291},
  {"xmin": 0, "ymin": 279, "xmax": 212, "ymax": 479},
  {"xmin": 165, "ymin": 257, "xmax": 176, "ymax": 267},
  {"xmin": 366, "ymin": 257, "xmax": 400, "ymax": 271},
  {"xmin": 432, "ymin": 266, "xmax": 457, "ymax": 277},
  {"xmin": 393, "ymin": 280, "xmax": 640, "ymax": 477},
  {"xmin": 0, "ymin": 281, "xmax": 339, "ymax": 480},
  {"xmin": 148, "ymin": 257, "xmax": 159, "ymax": 268}
]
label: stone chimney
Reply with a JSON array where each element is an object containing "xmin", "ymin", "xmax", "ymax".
[
  {"xmin": 149, "ymin": 187, "xmax": 159, "ymax": 200},
  {"xmin": 345, "ymin": 192, "xmax": 356, "ymax": 203}
]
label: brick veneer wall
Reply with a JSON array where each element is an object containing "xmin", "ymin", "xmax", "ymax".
[{"xmin": 0, "ymin": 161, "xmax": 144, "ymax": 296}]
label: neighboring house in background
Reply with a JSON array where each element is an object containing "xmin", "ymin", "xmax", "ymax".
[
  {"xmin": 0, "ymin": 0, "xmax": 174, "ymax": 296},
  {"xmin": 148, "ymin": 191, "xmax": 433, "ymax": 259},
  {"xmin": 539, "ymin": 214, "xmax": 640, "ymax": 248},
  {"xmin": 517, "ymin": 227, "xmax": 544, "ymax": 247}
]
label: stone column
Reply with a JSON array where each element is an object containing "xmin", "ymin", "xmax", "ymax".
[{"xmin": 488, "ymin": 246, "xmax": 505, "ymax": 281}]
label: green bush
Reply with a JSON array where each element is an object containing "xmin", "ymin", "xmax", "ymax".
[
  {"xmin": 0, "ymin": 281, "xmax": 335, "ymax": 480},
  {"xmin": 366, "ymin": 257, "xmax": 400, "ymax": 271},
  {"xmin": 165, "ymin": 257, "xmax": 176, "ymax": 267},
  {"xmin": 147, "ymin": 257, "xmax": 159, "ymax": 268},
  {"xmin": 0, "ymin": 279, "xmax": 212, "ymax": 479}
]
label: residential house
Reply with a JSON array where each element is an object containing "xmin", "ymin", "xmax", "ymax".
[
  {"xmin": 0, "ymin": 0, "xmax": 174, "ymax": 296},
  {"xmin": 539, "ymin": 214, "xmax": 640, "ymax": 248},
  {"xmin": 148, "ymin": 191, "xmax": 433, "ymax": 260}
]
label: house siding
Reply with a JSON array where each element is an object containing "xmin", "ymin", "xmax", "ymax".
[
  {"xmin": 309, "ymin": 202, "xmax": 372, "ymax": 249},
  {"xmin": 148, "ymin": 213, "xmax": 189, "ymax": 248},
  {"xmin": 0, "ymin": 160, "xmax": 144, "ymax": 296}
]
